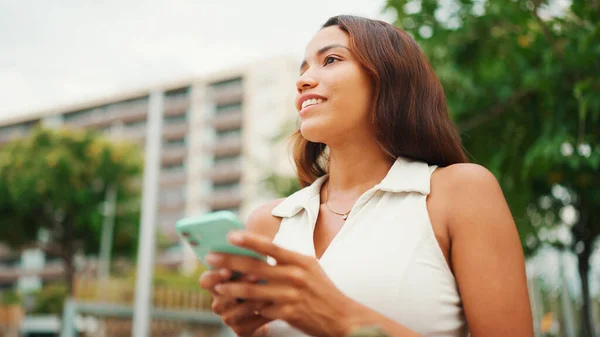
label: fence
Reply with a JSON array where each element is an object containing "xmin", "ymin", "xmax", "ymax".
[
  {"xmin": 0, "ymin": 305, "xmax": 22, "ymax": 337},
  {"xmin": 60, "ymin": 300, "xmax": 228, "ymax": 337},
  {"xmin": 66, "ymin": 277, "xmax": 224, "ymax": 337},
  {"xmin": 74, "ymin": 277, "xmax": 212, "ymax": 311}
]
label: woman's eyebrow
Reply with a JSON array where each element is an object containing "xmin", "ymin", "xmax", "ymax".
[{"xmin": 299, "ymin": 44, "xmax": 350, "ymax": 71}]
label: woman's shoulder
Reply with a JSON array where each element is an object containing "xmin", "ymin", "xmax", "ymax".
[
  {"xmin": 431, "ymin": 163, "xmax": 510, "ymax": 228},
  {"xmin": 245, "ymin": 199, "xmax": 286, "ymax": 240},
  {"xmin": 432, "ymin": 163, "xmax": 499, "ymax": 188}
]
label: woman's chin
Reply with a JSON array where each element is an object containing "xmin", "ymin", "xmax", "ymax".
[{"xmin": 299, "ymin": 122, "xmax": 329, "ymax": 144}]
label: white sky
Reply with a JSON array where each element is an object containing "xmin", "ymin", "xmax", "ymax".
[{"xmin": 0, "ymin": 0, "xmax": 392, "ymax": 121}]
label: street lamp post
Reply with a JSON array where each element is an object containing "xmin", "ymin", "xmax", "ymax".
[
  {"xmin": 97, "ymin": 122, "xmax": 124, "ymax": 296},
  {"xmin": 132, "ymin": 91, "xmax": 164, "ymax": 337}
]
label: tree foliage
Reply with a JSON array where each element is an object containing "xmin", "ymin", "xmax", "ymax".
[
  {"xmin": 0, "ymin": 126, "xmax": 143, "ymax": 295},
  {"xmin": 385, "ymin": 0, "xmax": 599, "ymax": 335}
]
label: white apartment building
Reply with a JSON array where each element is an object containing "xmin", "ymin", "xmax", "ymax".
[{"xmin": 0, "ymin": 55, "xmax": 300, "ymax": 285}]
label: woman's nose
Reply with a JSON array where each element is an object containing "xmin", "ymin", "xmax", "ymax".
[{"xmin": 296, "ymin": 71, "xmax": 318, "ymax": 94}]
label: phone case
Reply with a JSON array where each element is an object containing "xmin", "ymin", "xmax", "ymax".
[{"xmin": 175, "ymin": 210, "xmax": 266, "ymax": 266}]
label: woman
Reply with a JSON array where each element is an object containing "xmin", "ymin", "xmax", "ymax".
[{"xmin": 200, "ymin": 15, "xmax": 534, "ymax": 337}]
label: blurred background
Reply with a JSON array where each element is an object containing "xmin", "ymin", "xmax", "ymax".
[{"xmin": 0, "ymin": 0, "xmax": 598, "ymax": 336}]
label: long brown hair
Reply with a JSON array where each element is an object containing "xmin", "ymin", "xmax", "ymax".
[{"xmin": 292, "ymin": 15, "xmax": 468, "ymax": 187}]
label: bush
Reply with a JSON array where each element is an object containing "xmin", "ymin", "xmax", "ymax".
[
  {"xmin": 0, "ymin": 289, "xmax": 21, "ymax": 305},
  {"xmin": 30, "ymin": 283, "xmax": 68, "ymax": 315}
]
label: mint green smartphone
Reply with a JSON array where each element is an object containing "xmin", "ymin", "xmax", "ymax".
[{"xmin": 175, "ymin": 210, "xmax": 266, "ymax": 267}]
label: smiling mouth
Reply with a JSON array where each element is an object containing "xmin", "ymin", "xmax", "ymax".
[{"xmin": 301, "ymin": 98, "xmax": 327, "ymax": 110}]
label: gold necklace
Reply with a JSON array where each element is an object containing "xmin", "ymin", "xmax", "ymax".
[{"xmin": 325, "ymin": 182, "xmax": 352, "ymax": 220}]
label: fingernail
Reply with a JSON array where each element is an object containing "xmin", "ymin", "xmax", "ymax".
[
  {"xmin": 228, "ymin": 231, "xmax": 244, "ymax": 244},
  {"xmin": 214, "ymin": 284, "xmax": 223, "ymax": 294},
  {"xmin": 205, "ymin": 254, "xmax": 222, "ymax": 265},
  {"xmin": 219, "ymin": 269, "xmax": 231, "ymax": 278}
]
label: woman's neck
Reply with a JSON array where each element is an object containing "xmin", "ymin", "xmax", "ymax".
[{"xmin": 326, "ymin": 141, "xmax": 395, "ymax": 198}]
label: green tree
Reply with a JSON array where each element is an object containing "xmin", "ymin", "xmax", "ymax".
[
  {"xmin": 263, "ymin": 120, "xmax": 303, "ymax": 198},
  {"xmin": 0, "ymin": 126, "xmax": 143, "ymax": 295},
  {"xmin": 264, "ymin": 173, "xmax": 302, "ymax": 198},
  {"xmin": 385, "ymin": 0, "xmax": 599, "ymax": 335}
]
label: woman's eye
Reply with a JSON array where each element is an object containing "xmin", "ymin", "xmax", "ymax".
[{"xmin": 324, "ymin": 56, "xmax": 339, "ymax": 66}]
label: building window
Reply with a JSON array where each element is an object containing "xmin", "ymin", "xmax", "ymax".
[
  {"xmin": 63, "ymin": 108, "xmax": 97, "ymax": 122},
  {"xmin": 165, "ymin": 86, "xmax": 190, "ymax": 98},
  {"xmin": 215, "ymin": 102, "xmax": 242, "ymax": 115},
  {"xmin": 164, "ymin": 114, "xmax": 187, "ymax": 124},
  {"xmin": 125, "ymin": 119, "xmax": 146, "ymax": 128},
  {"xmin": 0, "ymin": 120, "xmax": 39, "ymax": 136},
  {"xmin": 214, "ymin": 154, "xmax": 240, "ymax": 166},
  {"xmin": 163, "ymin": 161, "xmax": 185, "ymax": 171},
  {"xmin": 216, "ymin": 128, "xmax": 241, "ymax": 140},
  {"xmin": 213, "ymin": 181, "xmax": 240, "ymax": 192},
  {"xmin": 210, "ymin": 77, "xmax": 242, "ymax": 90},
  {"xmin": 164, "ymin": 137, "xmax": 186, "ymax": 147}
]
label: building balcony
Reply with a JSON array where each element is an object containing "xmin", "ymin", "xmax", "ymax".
[
  {"xmin": 211, "ymin": 135, "xmax": 242, "ymax": 156},
  {"xmin": 67, "ymin": 112, "xmax": 115, "ymax": 129},
  {"xmin": 159, "ymin": 200, "xmax": 186, "ymax": 214},
  {"xmin": 118, "ymin": 126, "xmax": 147, "ymax": 143},
  {"xmin": 160, "ymin": 168, "xmax": 187, "ymax": 186},
  {"xmin": 0, "ymin": 129, "xmax": 27, "ymax": 145},
  {"xmin": 164, "ymin": 96, "xmax": 189, "ymax": 116},
  {"xmin": 211, "ymin": 84, "xmax": 243, "ymax": 105},
  {"xmin": 207, "ymin": 189, "xmax": 243, "ymax": 211},
  {"xmin": 211, "ymin": 111, "xmax": 243, "ymax": 130},
  {"xmin": 161, "ymin": 146, "xmax": 187, "ymax": 165},
  {"xmin": 162, "ymin": 123, "xmax": 188, "ymax": 140},
  {"xmin": 209, "ymin": 162, "xmax": 242, "ymax": 183},
  {"xmin": 118, "ymin": 104, "xmax": 149, "ymax": 123}
]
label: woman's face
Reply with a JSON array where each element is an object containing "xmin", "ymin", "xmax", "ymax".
[{"xmin": 296, "ymin": 26, "xmax": 374, "ymax": 145}]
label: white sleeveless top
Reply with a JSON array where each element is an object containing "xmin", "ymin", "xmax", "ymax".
[{"xmin": 266, "ymin": 157, "xmax": 469, "ymax": 337}]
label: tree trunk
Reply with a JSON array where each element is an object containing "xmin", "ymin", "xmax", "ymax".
[
  {"xmin": 573, "ymin": 192, "xmax": 597, "ymax": 337},
  {"xmin": 62, "ymin": 254, "xmax": 76, "ymax": 297},
  {"xmin": 577, "ymin": 240, "xmax": 594, "ymax": 337},
  {"xmin": 61, "ymin": 217, "xmax": 76, "ymax": 297}
]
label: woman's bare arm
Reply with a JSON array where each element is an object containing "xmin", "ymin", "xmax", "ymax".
[{"xmin": 445, "ymin": 164, "xmax": 534, "ymax": 337}]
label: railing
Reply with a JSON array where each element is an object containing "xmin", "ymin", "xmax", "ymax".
[
  {"xmin": 160, "ymin": 168, "xmax": 187, "ymax": 186},
  {"xmin": 211, "ymin": 111, "xmax": 243, "ymax": 130},
  {"xmin": 65, "ymin": 277, "xmax": 224, "ymax": 337},
  {"xmin": 212, "ymin": 135, "xmax": 243, "ymax": 157},
  {"xmin": 161, "ymin": 146, "xmax": 187, "ymax": 164},
  {"xmin": 164, "ymin": 96, "xmax": 190, "ymax": 116},
  {"xmin": 74, "ymin": 278, "xmax": 212, "ymax": 311},
  {"xmin": 162, "ymin": 123, "xmax": 188, "ymax": 139},
  {"xmin": 0, "ymin": 305, "xmax": 23, "ymax": 337},
  {"xmin": 210, "ymin": 161, "xmax": 242, "ymax": 183},
  {"xmin": 0, "ymin": 129, "xmax": 27, "ymax": 145},
  {"xmin": 211, "ymin": 84, "xmax": 243, "ymax": 105},
  {"xmin": 208, "ymin": 189, "xmax": 243, "ymax": 210},
  {"xmin": 60, "ymin": 300, "xmax": 226, "ymax": 337}
]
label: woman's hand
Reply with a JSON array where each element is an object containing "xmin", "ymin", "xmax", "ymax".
[
  {"xmin": 199, "ymin": 268, "xmax": 272, "ymax": 337},
  {"xmin": 205, "ymin": 231, "xmax": 360, "ymax": 337}
]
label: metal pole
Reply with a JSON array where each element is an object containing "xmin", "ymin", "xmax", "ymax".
[
  {"xmin": 60, "ymin": 299, "xmax": 77, "ymax": 337},
  {"xmin": 97, "ymin": 122, "xmax": 124, "ymax": 297},
  {"xmin": 528, "ymin": 276, "xmax": 544, "ymax": 337},
  {"xmin": 559, "ymin": 250, "xmax": 576, "ymax": 337},
  {"xmin": 132, "ymin": 91, "xmax": 164, "ymax": 337},
  {"xmin": 97, "ymin": 184, "xmax": 117, "ymax": 281}
]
